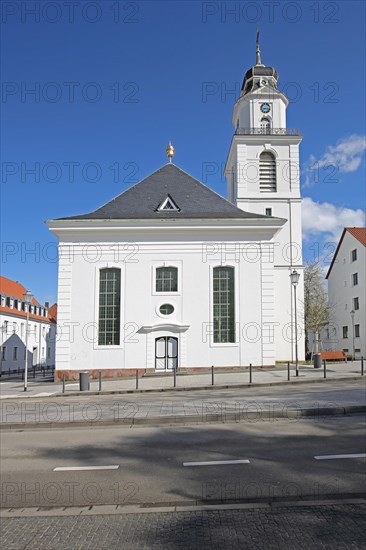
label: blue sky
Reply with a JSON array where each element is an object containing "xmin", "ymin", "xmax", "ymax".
[{"xmin": 1, "ymin": 0, "xmax": 365, "ymax": 304}]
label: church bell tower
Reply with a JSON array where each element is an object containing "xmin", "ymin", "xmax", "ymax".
[{"xmin": 225, "ymin": 32, "xmax": 304, "ymax": 361}]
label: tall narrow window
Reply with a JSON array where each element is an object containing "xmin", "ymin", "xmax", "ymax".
[
  {"xmin": 259, "ymin": 151, "xmax": 276, "ymax": 192},
  {"xmin": 98, "ymin": 268, "xmax": 121, "ymax": 346},
  {"xmin": 260, "ymin": 117, "xmax": 271, "ymax": 133},
  {"xmin": 353, "ymin": 297, "xmax": 359, "ymax": 310},
  {"xmin": 156, "ymin": 267, "xmax": 178, "ymax": 292},
  {"xmin": 213, "ymin": 266, "xmax": 235, "ymax": 343}
]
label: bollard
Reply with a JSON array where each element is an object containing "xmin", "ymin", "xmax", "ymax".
[
  {"xmin": 173, "ymin": 366, "xmax": 176, "ymax": 388},
  {"xmin": 323, "ymin": 359, "xmax": 327, "ymax": 379},
  {"xmin": 361, "ymin": 357, "xmax": 364, "ymax": 376},
  {"xmin": 211, "ymin": 365, "xmax": 214, "ymax": 386},
  {"xmin": 136, "ymin": 369, "xmax": 139, "ymax": 390},
  {"xmin": 287, "ymin": 361, "xmax": 290, "ymax": 381},
  {"xmin": 8, "ymin": 368, "xmax": 10, "ymax": 376},
  {"xmin": 43, "ymin": 367, "xmax": 45, "ymax": 378},
  {"xmin": 62, "ymin": 375, "xmax": 65, "ymax": 394},
  {"xmin": 249, "ymin": 363, "xmax": 252, "ymax": 384},
  {"xmin": 99, "ymin": 371, "xmax": 102, "ymax": 391},
  {"xmin": 33, "ymin": 367, "xmax": 36, "ymax": 379}
]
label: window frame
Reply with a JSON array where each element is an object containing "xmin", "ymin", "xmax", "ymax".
[
  {"xmin": 353, "ymin": 297, "xmax": 360, "ymax": 311},
  {"xmin": 94, "ymin": 265, "xmax": 124, "ymax": 349},
  {"xmin": 212, "ymin": 265, "xmax": 236, "ymax": 345},
  {"xmin": 152, "ymin": 262, "xmax": 181, "ymax": 296},
  {"xmin": 355, "ymin": 324, "xmax": 360, "ymax": 338},
  {"xmin": 342, "ymin": 326, "xmax": 348, "ymax": 339},
  {"xmin": 351, "ymin": 249, "xmax": 357, "ymax": 262},
  {"xmin": 352, "ymin": 273, "xmax": 358, "ymax": 286}
]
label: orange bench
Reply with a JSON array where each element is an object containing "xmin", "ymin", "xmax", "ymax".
[{"xmin": 320, "ymin": 351, "xmax": 347, "ymax": 362}]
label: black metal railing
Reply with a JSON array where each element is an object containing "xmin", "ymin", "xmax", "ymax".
[{"xmin": 235, "ymin": 127, "xmax": 301, "ymax": 136}]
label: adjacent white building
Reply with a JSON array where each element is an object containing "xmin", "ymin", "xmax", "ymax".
[
  {"xmin": 47, "ymin": 41, "xmax": 305, "ymax": 380},
  {"xmin": 0, "ymin": 276, "xmax": 57, "ymax": 373},
  {"xmin": 325, "ymin": 228, "xmax": 366, "ymax": 358}
]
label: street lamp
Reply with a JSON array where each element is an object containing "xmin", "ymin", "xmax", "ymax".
[
  {"xmin": 290, "ymin": 269, "xmax": 300, "ymax": 377},
  {"xmin": 350, "ymin": 309, "xmax": 355, "ymax": 361},
  {"xmin": 24, "ymin": 290, "xmax": 33, "ymax": 392}
]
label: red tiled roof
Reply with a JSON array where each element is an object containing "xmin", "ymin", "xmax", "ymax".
[
  {"xmin": 48, "ymin": 303, "xmax": 57, "ymax": 323},
  {"xmin": 326, "ymin": 227, "xmax": 366, "ymax": 279},
  {"xmin": 346, "ymin": 227, "xmax": 366, "ymax": 247},
  {"xmin": 0, "ymin": 276, "xmax": 56, "ymax": 323},
  {"xmin": 0, "ymin": 276, "xmax": 39, "ymax": 305}
]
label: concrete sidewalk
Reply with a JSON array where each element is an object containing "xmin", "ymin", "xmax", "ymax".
[{"xmin": 0, "ymin": 361, "xmax": 364, "ymax": 400}]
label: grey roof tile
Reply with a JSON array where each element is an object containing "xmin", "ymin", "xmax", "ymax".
[{"xmin": 57, "ymin": 163, "xmax": 269, "ymax": 220}]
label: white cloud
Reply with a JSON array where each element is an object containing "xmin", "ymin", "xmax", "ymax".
[
  {"xmin": 302, "ymin": 197, "xmax": 365, "ymax": 243},
  {"xmin": 303, "ymin": 134, "xmax": 366, "ymax": 186}
]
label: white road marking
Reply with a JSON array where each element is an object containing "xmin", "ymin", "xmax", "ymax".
[
  {"xmin": 53, "ymin": 465, "xmax": 120, "ymax": 471},
  {"xmin": 314, "ymin": 454, "xmax": 366, "ymax": 460},
  {"xmin": 183, "ymin": 459, "xmax": 250, "ymax": 467}
]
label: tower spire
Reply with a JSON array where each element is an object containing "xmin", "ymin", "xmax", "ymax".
[{"xmin": 255, "ymin": 28, "xmax": 262, "ymax": 66}]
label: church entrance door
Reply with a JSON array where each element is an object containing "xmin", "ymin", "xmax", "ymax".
[{"xmin": 155, "ymin": 337, "xmax": 178, "ymax": 371}]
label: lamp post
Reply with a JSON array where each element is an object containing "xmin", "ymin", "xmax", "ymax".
[
  {"xmin": 24, "ymin": 290, "xmax": 33, "ymax": 391},
  {"xmin": 290, "ymin": 269, "xmax": 300, "ymax": 377},
  {"xmin": 350, "ymin": 309, "xmax": 355, "ymax": 361}
]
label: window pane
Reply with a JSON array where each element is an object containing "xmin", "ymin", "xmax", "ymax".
[
  {"xmin": 156, "ymin": 267, "xmax": 178, "ymax": 292},
  {"xmin": 213, "ymin": 267, "xmax": 235, "ymax": 343},
  {"xmin": 98, "ymin": 269, "xmax": 121, "ymax": 345}
]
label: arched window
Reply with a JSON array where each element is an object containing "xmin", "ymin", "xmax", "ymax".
[
  {"xmin": 213, "ymin": 266, "xmax": 235, "ymax": 343},
  {"xmin": 156, "ymin": 266, "xmax": 178, "ymax": 292},
  {"xmin": 259, "ymin": 151, "xmax": 277, "ymax": 192},
  {"xmin": 98, "ymin": 268, "xmax": 121, "ymax": 345},
  {"xmin": 260, "ymin": 117, "xmax": 271, "ymax": 133}
]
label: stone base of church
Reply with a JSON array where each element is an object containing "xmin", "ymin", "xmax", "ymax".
[{"xmin": 54, "ymin": 365, "xmax": 276, "ymax": 382}]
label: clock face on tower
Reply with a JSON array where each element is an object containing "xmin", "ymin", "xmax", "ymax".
[{"xmin": 260, "ymin": 103, "xmax": 271, "ymax": 114}]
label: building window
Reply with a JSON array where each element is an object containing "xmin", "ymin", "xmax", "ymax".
[
  {"xmin": 47, "ymin": 347, "xmax": 51, "ymax": 358},
  {"xmin": 260, "ymin": 117, "xmax": 271, "ymax": 133},
  {"xmin": 351, "ymin": 249, "xmax": 357, "ymax": 262},
  {"xmin": 352, "ymin": 273, "xmax": 358, "ymax": 286},
  {"xmin": 156, "ymin": 267, "xmax": 178, "ymax": 293},
  {"xmin": 355, "ymin": 324, "xmax": 360, "ymax": 338},
  {"xmin": 2, "ymin": 347, "xmax": 6, "ymax": 360},
  {"xmin": 159, "ymin": 304, "xmax": 174, "ymax": 316},
  {"xmin": 353, "ymin": 297, "xmax": 359, "ymax": 310},
  {"xmin": 213, "ymin": 266, "xmax": 235, "ymax": 343},
  {"xmin": 98, "ymin": 268, "xmax": 121, "ymax": 346},
  {"xmin": 259, "ymin": 151, "xmax": 276, "ymax": 192},
  {"xmin": 342, "ymin": 326, "xmax": 348, "ymax": 338},
  {"xmin": 13, "ymin": 347, "xmax": 18, "ymax": 360},
  {"xmin": 3, "ymin": 320, "xmax": 8, "ymax": 334},
  {"xmin": 265, "ymin": 208, "xmax": 272, "ymax": 216}
]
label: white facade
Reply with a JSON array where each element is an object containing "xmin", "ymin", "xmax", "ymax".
[
  {"xmin": 48, "ymin": 219, "xmax": 287, "ymax": 379},
  {"xmin": 0, "ymin": 280, "xmax": 56, "ymax": 374},
  {"xmin": 326, "ymin": 229, "xmax": 365, "ymax": 358}
]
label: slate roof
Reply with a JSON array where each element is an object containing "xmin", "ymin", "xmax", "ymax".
[{"xmin": 57, "ymin": 163, "xmax": 270, "ymax": 221}]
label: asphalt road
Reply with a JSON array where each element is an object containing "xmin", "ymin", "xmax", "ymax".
[{"xmin": 1, "ymin": 415, "xmax": 365, "ymax": 508}]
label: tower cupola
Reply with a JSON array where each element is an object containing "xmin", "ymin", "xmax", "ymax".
[{"xmin": 240, "ymin": 30, "xmax": 279, "ymax": 97}]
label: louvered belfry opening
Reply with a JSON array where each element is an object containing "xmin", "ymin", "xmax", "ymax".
[{"xmin": 259, "ymin": 151, "xmax": 277, "ymax": 192}]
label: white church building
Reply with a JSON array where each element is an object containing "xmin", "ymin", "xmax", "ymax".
[{"xmin": 48, "ymin": 41, "xmax": 305, "ymax": 380}]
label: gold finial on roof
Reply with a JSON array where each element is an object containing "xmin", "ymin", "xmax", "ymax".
[{"xmin": 166, "ymin": 141, "xmax": 174, "ymax": 162}]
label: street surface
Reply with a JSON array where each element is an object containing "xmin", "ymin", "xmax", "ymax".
[{"xmin": 1, "ymin": 415, "xmax": 365, "ymax": 508}]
